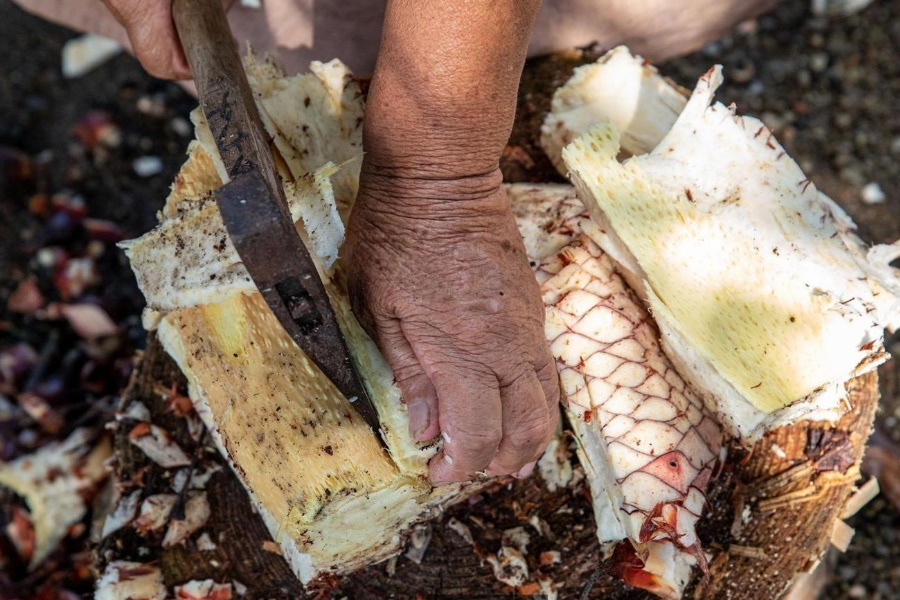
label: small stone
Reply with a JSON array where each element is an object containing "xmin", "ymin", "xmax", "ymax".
[
  {"xmin": 890, "ymin": 137, "xmax": 900, "ymax": 154},
  {"xmin": 810, "ymin": 53, "xmax": 829, "ymax": 73},
  {"xmin": 747, "ymin": 80, "xmax": 765, "ymax": 96},
  {"xmin": 133, "ymin": 156, "xmax": 163, "ymax": 178},
  {"xmin": 171, "ymin": 117, "xmax": 192, "ymax": 137},
  {"xmin": 861, "ymin": 182, "xmax": 886, "ymax": 204},
  {"xmin": 136, "ymin": 95, "xmax": 166, "ymax": 117},
  {"xmin": 848, "ymin": 584, "xmax": 867, "ymax": 598}
]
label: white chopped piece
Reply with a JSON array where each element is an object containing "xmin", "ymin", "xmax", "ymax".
[
  {"xmin": 830, "ymin": 519, "xmax": 855, "ymax": 553},
  {"xmin": 539, "ymin": 577, "xmax": 559, "ymax": 600},
  {"xmin": 861, "ymin": 182, "xmax": 886, "ymax": 204},
  {"xmin": 404, "ymin": 523, "xmax": 432, "ymax": 565},
  {"xmin": 501, "ymin": 526, "xmax": 531, "ymax": 554},
  {"xmin": 133, "ymin": 156, "xmax": 164, "ymax": 178},
  {"xmin": 239, "ymin": 0, "xmax": 261, "ymax": 7},
  {"xmin": 487, "ymin": 546, "xmax": 529, "ymax": 588},
  {"xmin": 189, "ymin": 465, "xmax": 223, "ymax": 490},
  {"xmin": 543, "ymin": 236, "xmax": 724, "ymax": 599},
  {"xmin": 541, "ymin": 46, "xmax": 687, "ymax": 175},
  {"xmin": 563, "ymin": 65, "xmax": 898, "ymax": 440},
  {"xmin": 0, "ymin": 429, "xmax": 110, "ymax": 567},
  {"xmin": 162, "ymin": 492, "xmax": 211, "ymax": 547},
  {"xmin": 95, "ymin": 561, "xmax": 166, "ymax": 600},
  {"xmin": 174, "ymin": 579, "xmax": 232, "ymax": 600},
  {"xmin": 133, "ymin": 494, "xmax": 178, "ymax": 533},
  {"xmin": 62, "ymin": 34, "xmax": 122, "ymax": 79},
  {"xmin": 196, "ymin": 532, "xmax": 217, "ymax": 551},
  {"xmin": 506, "ymin": 183, "xmax": 586, "ymax": 264},
  {"xmin": 231, "ymin": 581, "xmax": 247, "ymax": 596},
  {"xmin": 118, "ymin": 401, "xmax": 151, "ymax": 423},
  {"xmin": 129, "ymin": 423, "xmax": 191, "ymax": 468},
  {"xmin": 536, "ymin": 436, "xmax": 574, "ymax": 492},
  {"xmin": 446, "ymin": 518, "xmax": 474, "ymax": 546},
  {"xmin": 185, "ymin": 412, "xmax": 205, "ymax": 442},
  {"xmin": 120, "ymin": 162, "xmax": 342, "ymax": 313},
  {"xmin": 172, "ymin": 469, "xmax": 189, "ymax": 493},
  {"xmin": 61, "ymin": 303, "xmax": 118, "ymax": 339},
  {"xmin": 527, "ymin": 515, "xmax": 550, "ymax": 539},
  {"xmin": 244, "ymin": 55, "xmax": 364, "ymax": 217},
  {"xmin": 285, "ymin": 164, "xmax": 345, "ymax": 268},
  {"xmin": 385, "ymin": 556, "xmax": 398, "ymax": 576},
  {"xmin": 102, "ymin": 490, "xmax": 141, "ymax": 538},
  {"xmin": 841, "ymin": 477, "xmax": 880, "ymax": 519}
]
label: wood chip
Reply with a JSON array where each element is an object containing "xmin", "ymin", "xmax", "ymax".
[
  {"xmin": 830, "ymin": 519, "xmax": 855, "ymax": 553},
  {"xmin": 129, "ymin": 423, "xmax": 191, "ymax": 468},
  {"xmin": 162, "ymin": 492, "xmax": 210, "ymax": 547},
  {"xmin": 841, "ymin": 477, "xmax": 880, "ymax": 519},
  {"xmin": 261, "ymin": 540, "xmax": 282, "ymax": 556},
  {"xmin": 729, "ymin": 545, "xmax": 769, "ymax": 560}
]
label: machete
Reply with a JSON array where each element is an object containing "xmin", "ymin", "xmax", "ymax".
[{"xmin": 171, "ymin": 0, "xmax": 382, "ymax": 434}]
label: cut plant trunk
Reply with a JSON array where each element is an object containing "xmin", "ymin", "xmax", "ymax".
[{"xmin": 93, "ymin": 49, "xmax": 891, "ymax": 600}]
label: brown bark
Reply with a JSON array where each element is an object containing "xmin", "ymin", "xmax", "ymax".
[{"xmin": 97, "ymin": 334, "xmax": 878, "ymax": 600}]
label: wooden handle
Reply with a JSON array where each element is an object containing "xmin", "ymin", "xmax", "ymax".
[{"xmin": 172, "ymin": 0, "xmax": 279, "ymax": 191}]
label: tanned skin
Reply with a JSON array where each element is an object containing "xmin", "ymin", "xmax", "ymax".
[{"xmin": 104, "ymin": 0, "xmax": 559, "ymax": 485}]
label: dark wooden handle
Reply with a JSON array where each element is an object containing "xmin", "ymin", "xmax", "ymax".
[{"xmin": 172, "ymin": 0, "xmax": 279, "ymax": 192}]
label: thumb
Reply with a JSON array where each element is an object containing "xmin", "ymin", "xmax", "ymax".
[{"xmin": 371, "ymin": 316, "xmax": 441, "ymax": 441}]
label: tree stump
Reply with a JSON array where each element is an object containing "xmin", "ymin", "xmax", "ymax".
[{"xmin": 95, "ymin": 52, "xmax": 881, "ymax": 600}]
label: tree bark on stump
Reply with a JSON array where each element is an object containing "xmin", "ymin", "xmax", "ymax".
[
  {"xmin": 97, "ymin": 336, "xmax": 878, "ymax": 600},
  {"xmin": 95, "ymin": 52, "xmax": 881, "ymax": 599}
]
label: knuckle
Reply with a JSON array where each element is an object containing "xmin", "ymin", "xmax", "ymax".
[
  {"xmin": 446, "ymin": 424, "xmax": 502, "ymax": 461},
  {"xmin": 507, "ymin": 410, "xmax": 552, "ymax": 454}
]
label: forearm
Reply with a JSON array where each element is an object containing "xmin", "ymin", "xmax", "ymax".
[{"xmin": 363, "ymin": 0, "xmax": 542, "ymax": 182}]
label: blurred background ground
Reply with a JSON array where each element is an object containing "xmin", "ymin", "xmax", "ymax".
[{"xmin": 0, "ymin": 0, "xmax": 898, "ymax": 598}]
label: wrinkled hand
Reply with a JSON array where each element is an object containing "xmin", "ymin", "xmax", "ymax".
[
  {"xmin": 345, "ymin": 168, "xmax": 561, "ymax": 485},
  {"xmin": 98, "ymin": 0, "xmax": 233, "ymax": 79},
  {"xmin": 98, "ymin": 0, "xmax": 189, "ymax": 79}
]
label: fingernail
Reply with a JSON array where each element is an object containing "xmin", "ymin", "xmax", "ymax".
[
  {"xmin": 408, "ymin": 400, "xmax": 430, "ymax": 440},
  {"xmin": 428, "ymin": 455, "xmax": 456, "ymax": 486},
  {"xmin": 514, "ymin": 461, "xmax": 537, "ymax": 480}
]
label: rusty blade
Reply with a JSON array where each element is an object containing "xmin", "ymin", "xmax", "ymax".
[
  {"xmin": 215, "ymin": 172, "xmax": 382, "ymax": 433},
  {"xmin": 172, "ymin": 0, "xmax": 380, "ymax": 433}
]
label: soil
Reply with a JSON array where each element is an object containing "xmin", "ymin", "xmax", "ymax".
[{"xmin": 0, "ymin": 0, "xmax": 898, "ymax": 598}]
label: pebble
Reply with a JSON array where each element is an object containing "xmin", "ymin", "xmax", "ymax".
[
  {"xmin": 810, "ymin": 52, "xmax": 830, "ymax": 72},
  {"xmin": 861, "ymin": 182, "xmax": 886, "ymax": 204},
  {"xmin": 891, "ymin": 136, "xmax": 900, "ymax": 154},
  {"xmin": 170, "ymin": 117, "xmax": 192, "ymax": 137},
  {"xmin": 136, "ymin": 95, "xmax": 166, "ymax": 118},
  {"xmin": 133, "ymin": 156, "xmax": 163, "ymax": 178},
  {"xmin": 848, "ymin": 584, "xmax": 867, "ymax": 598}
]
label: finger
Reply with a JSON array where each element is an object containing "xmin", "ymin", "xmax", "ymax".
[
  {"xmin": 515, "ymin": 460, "xmax": 537, "ymax": 479},
  {"xmin": 535, "ymin": 350, "xmax": 562, "ymax": 442},
  {"xmin": 536, "ymin": 347, "xmax": 562, "ymax": 411},
  {"xmin": 102, "ymin": 0, "xmax": 191, "ymax": 79},
  {"xmin": 484, "ymin": 370, "xmax": 553, "ymax": 477},
  {"xmin": 428, "ymin": 369, "xmax": 502, "ymax": 486},
  {"xmin": 373, "ymin": 317, "xmax": 440, "ymax": 441}
]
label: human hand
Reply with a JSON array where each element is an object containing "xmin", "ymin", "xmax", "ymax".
[
  {"xmin": 345, "ymin": 167, "xmax": 561, "ymax": 485},
  {"xmin": 98, "ymin": 0, "xmax": 190, "ymax": 79}
]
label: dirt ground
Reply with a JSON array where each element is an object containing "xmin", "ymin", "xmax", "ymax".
[{"xmin": 0, "ymin": 0, "xmax": 898, "ymax": 598}]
